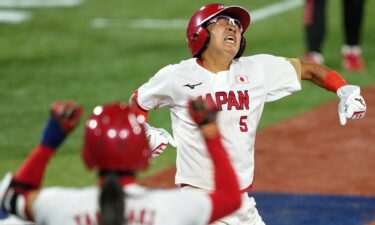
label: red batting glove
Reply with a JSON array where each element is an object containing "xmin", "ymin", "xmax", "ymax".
[
  {"xmin": 50, "ymin": 100, "xmax": 83, "ymax": 133},
  {"xmin": 188, "ymin": 98, "xmax": 217, "ymax": 126}
]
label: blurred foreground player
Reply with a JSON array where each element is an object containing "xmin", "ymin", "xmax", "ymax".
[{"xmin": 0, "ymin": 99, "xmax": 241, "ymax": 225}]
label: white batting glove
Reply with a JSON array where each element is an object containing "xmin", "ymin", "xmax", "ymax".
[
  {"xmin": 144, "ymin": 123, "xmax": 176, "ymax": 157},
  {"xmin": 337, "ymin": 85, "xmax": 366, "ymax": 125}
]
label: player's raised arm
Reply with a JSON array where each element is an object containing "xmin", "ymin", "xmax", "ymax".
[
  {"xmin": 0, "ymin": 101, "xmax": 83, "ymax": 221},
  {"xmin": 188, "ymin": 99, "xmax": 241, "ymax": 223},
  {"xmin": 129, "ymin": 92, "xmax": 149, "ymax": 122},
  {"xmin": 300, "ymin": 61, "xmax": 367, "ymax": 125},
  {"xmin": 129, "ymin": 92, "xmax": 176, "ymax": 157}
]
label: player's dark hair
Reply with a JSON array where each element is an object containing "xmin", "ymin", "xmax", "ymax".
[
  {"xmin": 99, "ymin": 172, "xmax": 126, "ymax": 225},
  {"xmin": 235, "ymin": 37, "xmax": 246, "ymax": 59}
]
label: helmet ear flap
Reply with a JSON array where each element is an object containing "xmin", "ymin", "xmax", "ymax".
[
  {"xmin": 188, "ymin": 26, "xmax": 210, "ymax": 58},
  {"xmin": 194, "ymin": 28, "xmax": 211, "ymax": 58},
  {"xmin": 234, "ymin": 36, "xmax": 247, "ymax": 59}
]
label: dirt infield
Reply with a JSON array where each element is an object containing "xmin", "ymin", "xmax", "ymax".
[
  {"xmin": 140, "ymin": 85, "xmax": 374, "ymax": 196},
  {"xmin": 253, "ymin": 86, "xmax": 375, "ymax": 196}
]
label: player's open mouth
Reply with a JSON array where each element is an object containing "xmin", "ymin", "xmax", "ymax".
[{"xmin": 224, "ymin": 35, "xmax": 236, "ymax": 44}]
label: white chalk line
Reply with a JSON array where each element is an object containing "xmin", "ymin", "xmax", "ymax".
[
  {"xmin": 0, "ymin": 0, "xmax": 84, "ymax": 24},
  {"xmin": 0, "ymin": 0, "xmax": 303, "ymax": 27},
  {"xmin": 91, "ymin": 0, "xmax": 303, "ymax": 29},
  {"xmin": 0, "ymin": 10, "xmax": 31, "ymax": 24},
  {"xmin": 0, "ymin": 0, "xmax": 84, "ymax": 8}
]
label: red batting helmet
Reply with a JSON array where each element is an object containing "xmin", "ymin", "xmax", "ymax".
[
  {"xmin": 186, "ymin": 3, "xmax": 251, "ymax": 58},
  {"xmin": 82, "ymin": 103, "xmax": 150, "ymax": 172}
]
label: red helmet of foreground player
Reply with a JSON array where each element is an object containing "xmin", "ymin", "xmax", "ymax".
[
  {"xmin": 82, "ymin": 103, "xmax": 150, "ymax": 171},
  {"xmin": 186, "ymin": 3, "xmax": 251, "ymax": 58}
]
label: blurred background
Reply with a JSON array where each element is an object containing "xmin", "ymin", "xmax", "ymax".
[{"xmin": 0, "ymin": 0, "xmax": 374, "ymax": 223}]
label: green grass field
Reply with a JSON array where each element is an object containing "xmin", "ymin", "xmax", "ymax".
[{"xmin": 0, "ymin": 0, "xmax": 374, "ymax": 187}]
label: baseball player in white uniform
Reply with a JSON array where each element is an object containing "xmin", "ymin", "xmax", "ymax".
[
  {"xmin": 0, "ymin": 100, "xmax": 242, "ymax": 225},
  {"xmin": 129, "ymin": 3, "xmax": 367, "ymax": 225}
]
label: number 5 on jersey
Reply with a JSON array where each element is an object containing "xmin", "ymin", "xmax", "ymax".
[{"xmin": 239, "ymin": 115, "xmax": 248, "ymax": 132}]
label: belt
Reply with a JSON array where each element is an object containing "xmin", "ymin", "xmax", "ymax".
[{"xmin": 241, "ymin": 183, "xmax": 253, "ymax": 193}]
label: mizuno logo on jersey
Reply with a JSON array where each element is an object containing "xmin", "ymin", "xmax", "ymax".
[{"xmin": 183, "ymin": 82, "xmax": 203, "ymax": 89}]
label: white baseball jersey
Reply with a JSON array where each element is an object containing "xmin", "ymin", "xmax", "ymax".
[
  {"xmin": 32, "ymin": 183, "xmax": 211, "ymax": 225},
  {"xmin": 137, "ymin": 54, "xmax": 301, "ymax": 190}
]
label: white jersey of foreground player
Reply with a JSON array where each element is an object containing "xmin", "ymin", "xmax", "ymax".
[
  {"xmin": 31, "ymin": 184, "xmax": 211, "ymax": 225},
  {"xmin": 137, "ymin": 54, "xmax": 301, "ymax": 190},
  {"xmin": 0, "ymin": 101, "xmax": 241, "ymax": 225},
  {"xmin": 0, "ymin": 216, "xmax": 33, "ymax": 225}
]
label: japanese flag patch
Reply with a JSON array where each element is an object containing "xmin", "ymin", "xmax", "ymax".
[{"xmin": 235, "ymin": 75, "xmax": 249, "ymax": 84}]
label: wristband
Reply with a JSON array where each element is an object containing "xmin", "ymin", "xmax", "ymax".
[
  {"xmin": 40, "ymin": 117, "xmax": 66, "ymax": 149},
  {"xmin": 323, "ymin": 71, "xmax": 348, "ymax": 93}
]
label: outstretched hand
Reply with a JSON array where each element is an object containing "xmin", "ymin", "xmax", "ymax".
[
  {"xmin": 188, "ymin": 98, "xmax": 219, "ymax": 140},
  {"xmin": 50, "ymin": 101, "xmax": 83, "ymax": 133},
  {"xmin": 337, "ymin": 85, "xmax": 366, "ymax": 125},
  {"xmin": 41, "ymin": 100, "xmax": 83, "ymax": 149},
  {"xmin": 188, "ymin": 98, "xmax": 217, "ymax": 126}
]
